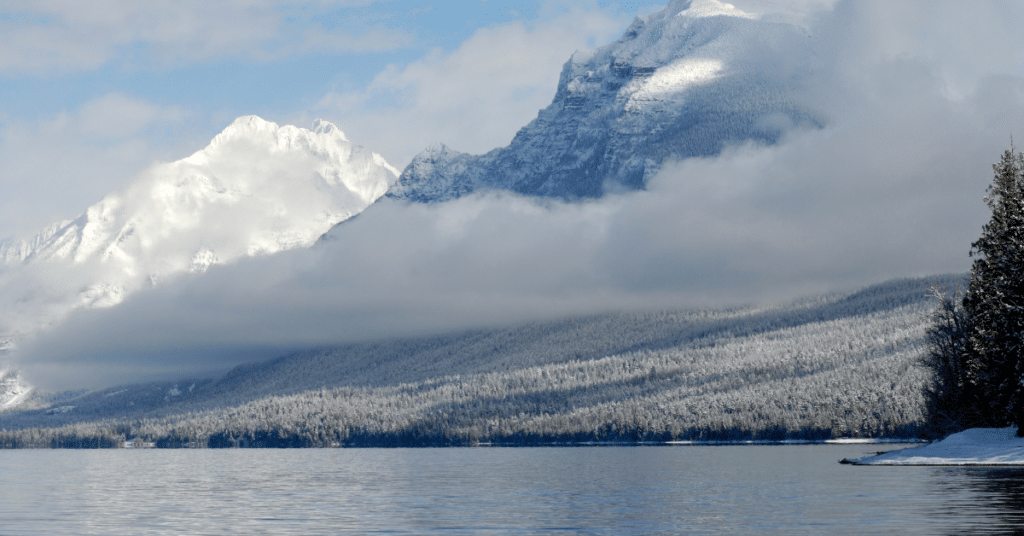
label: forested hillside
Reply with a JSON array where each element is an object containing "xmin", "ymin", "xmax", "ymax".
[{"xmin": 0, "ymin": 274, "xmax": 962, "ymax": 448}]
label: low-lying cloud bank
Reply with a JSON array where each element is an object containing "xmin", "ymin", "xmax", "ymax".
[{"xmin": 12, "ymin": 0, "xmax": 1024, "ymax": 389}]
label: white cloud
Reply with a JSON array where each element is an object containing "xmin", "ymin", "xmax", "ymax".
[
  {"xmin": 0, "ymin": 0, "xmax": 406, "ymax": 73},
  {"xmin": 313, "ymin": 3, "xmax": 627, "ymax": 167},
  {"xmin": 76, "ymin": 93, "xmax": 187, "ymax": 139},
  {"xmin": 0, "ymin": 93, "xmax": 199, "ymax": 238},
  {"xmin": 728, "ymin": 0, "xmax": 839, "ymax": 16}
]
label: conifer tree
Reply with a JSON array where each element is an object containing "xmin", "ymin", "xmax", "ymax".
[
  {"xmin": 921, "ymin": 287, "xmax": 986, "ymax": 438},
  {"xmin": 961, "ymin": 146, "xmax": 1024, "ymax": 434}
]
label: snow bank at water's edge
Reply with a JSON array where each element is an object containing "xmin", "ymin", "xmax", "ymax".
[{"xmin": 842, "ymin": 427, "xmax": 1024, "ymax": 465}]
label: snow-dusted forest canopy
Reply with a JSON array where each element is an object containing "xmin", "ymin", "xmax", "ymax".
[{"xmin": 0, "ymin": 274, "xmax": 961, "ymax": 448}]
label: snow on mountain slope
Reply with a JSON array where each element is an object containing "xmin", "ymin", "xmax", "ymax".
[
  {"xmin": 388, "ymin": 0, "xmax": 820, "ymax": 202},
  {"xmin": 0, "ymin": 369, "xmax": 31, "ymax": 411},
  {"xmin": 0, "ymin": 116, "xmax": 397, "ymax": 404}
]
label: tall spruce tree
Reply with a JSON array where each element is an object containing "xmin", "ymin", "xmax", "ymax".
[{"xmin": 962, "ymin": 146, "xmax": 1024, "ymax": 434}]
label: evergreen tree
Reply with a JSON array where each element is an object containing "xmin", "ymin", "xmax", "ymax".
[
  {"xmin": 921, "ymin": 287, "xmax": 988, "ymax": 438},
  {"xmin": 961, "ymin": 146, "xmax": 1024, "ymax": 434}
]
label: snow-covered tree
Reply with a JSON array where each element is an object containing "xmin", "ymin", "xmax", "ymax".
[{"xmin": 960, "ymin": 146, "xmax": 1024, "ymax": 434}]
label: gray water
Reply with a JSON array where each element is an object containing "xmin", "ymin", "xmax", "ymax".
[{"xmin": 0, "ymin": 444, "xmax": 1022, "ymax": 535}]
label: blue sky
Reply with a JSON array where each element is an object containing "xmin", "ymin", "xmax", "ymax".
[{"xmin": 2, "ymin": 1, "xmax": 638, "ymax": 120}]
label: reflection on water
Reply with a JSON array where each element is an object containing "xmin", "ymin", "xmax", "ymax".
[
  {"xmin": 932, "ymin": 468, "xmax": 1024, "ymax": 534},
  {"xmin": 0, "ymin": 445, "xmax": 1023, "ymax": 535}
]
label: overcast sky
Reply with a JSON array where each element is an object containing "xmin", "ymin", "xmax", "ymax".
[{"xmin": 4, "ymin": 0, "xmax": 1024, "ymax": 389}]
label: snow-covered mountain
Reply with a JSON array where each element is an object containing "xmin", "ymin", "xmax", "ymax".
[
  {"xmin": 1, "ymin": 116, "xmax": 397, "ymax": 274},
  {"xmin": 388, "ymin": 0, "xmax": 820, "ymax": 202},
  {"xmin": 0, "ymin": 116, "xmax": 398, "ymax": 405}
]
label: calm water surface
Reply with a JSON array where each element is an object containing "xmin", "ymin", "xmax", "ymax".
[{"xmin": 1, "ymin": 444, "xmax": 1022, "ymax": 535}]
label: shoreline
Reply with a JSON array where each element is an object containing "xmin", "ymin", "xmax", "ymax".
[
  {"xmin": 0, "ymin": 437, "xmax": 927, "ymax": 450},
  {"xmin": 841, "ymin": 427, "xmax": 1024, "ymax": 465}
]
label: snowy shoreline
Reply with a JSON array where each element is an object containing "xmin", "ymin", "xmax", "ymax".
[
  {"xmin": 665, "ymin": 438, "xmax": 921, "ymax": 446},
  {"xmin": 841, "ymin": 427, "xmax": 1024, "ymax": 465}
]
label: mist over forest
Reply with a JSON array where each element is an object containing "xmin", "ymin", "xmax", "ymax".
[{"xmin": 0, "ymin": 275, "xmax": 958, "ymax": 447}]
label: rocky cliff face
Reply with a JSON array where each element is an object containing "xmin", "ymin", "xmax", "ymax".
[{"xmin": 389, "ymin": 0, "xmax": 820, "ymax": 202}]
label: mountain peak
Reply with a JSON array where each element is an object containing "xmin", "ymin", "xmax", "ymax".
[
  {"xmin": 312, "ymin": 118, "xmax": 349, "ymax": 142},
  {"xmin": 672, "ymin": 0, "xmax": 755, "ymax": 19},
  {"xmin": 211, "ymin": 115, "xmax": 277, "ymax": 143},
  {"xmin": 418, "ymin": 141, "xmax": 443, "ymax": 154}
]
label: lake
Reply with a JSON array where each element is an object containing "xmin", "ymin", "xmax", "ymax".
[{"xmin": 0, "ymin": 444, "xmax": 1022, "ymax": 535}]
